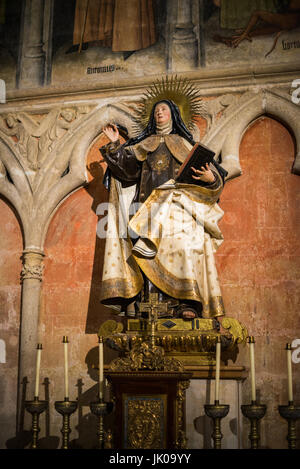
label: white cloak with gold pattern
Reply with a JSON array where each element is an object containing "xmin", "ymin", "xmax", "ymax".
[{"xmin": 100, "ymin": 137, "xmax": 226, "ymax": 318}]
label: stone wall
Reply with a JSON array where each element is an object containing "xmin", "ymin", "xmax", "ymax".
[
  {"xmin": 1, "ymin": 111, "xmax": 299, "ymax": 448},
  {"xmin": 0, "ymin": 1, "xmax": 300, "ymax": 450}
]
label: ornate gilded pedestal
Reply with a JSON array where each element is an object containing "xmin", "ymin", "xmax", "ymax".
[
  {"xmin": 101, "ymin": 316, "xmax": 248, "ymax": 367},
  {"xmin": 106, "ymin": 341, "xmax": 192, "ymax": 449},
  {"xmin": 100, "ymin": 294, "xmax": 248, "ymax": 449}
]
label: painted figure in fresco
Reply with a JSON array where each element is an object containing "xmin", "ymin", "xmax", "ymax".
[
  {"xmin": 213, "ymin": 0, "xmax": 300, "ymax": 55},
  {"xmin": 99, "ymin": 99, "xmax": 228, "ymax": 320},
  {"xmin": 70, "ymin": 0, "xmax": 156, "ymax": 59}
]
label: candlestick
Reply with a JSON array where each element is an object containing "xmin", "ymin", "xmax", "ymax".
[
  {"xmin": 215, "ymin": 336, "xmax": 221, "ymax": 402},
  {"xmin": 204, "ymin": 402, "xmax": 230, "ymax": 449},
  {"xmin": 98, "ymin": 336, "xmax": 104, "ymax": 400},
  {"xmin": 278, "ymin": 404, "xmax": 300, "ymax": 450},
  {"xmin": 248, "ymin": 336, "xmax": 256, "ymax": 402},
  {"xmin": 63, "ymin": 336, "xmax": 69, "ymax": 399},
  {"xmin": 90, "ymin": 400, "xmax": 114, "ymax": 449},
  {"xmin": 34, "ymin": 344, "xmax": 42, "ymax": 398},
  {"xmin": 286, "ymin": 343, "xmax": 293, "ymax": 403},
  {"xmin": 241, "ymin": 403, "xmax": 267, "ymax": 449},
  {"xmin": 55, "ymin": 400, "xmax": 78, "ymax": 449},
  {"xmin": 25, "ymin": 397, "xmax": 48, "ymax": 449}
]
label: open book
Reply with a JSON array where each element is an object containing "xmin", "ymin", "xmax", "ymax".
[{"xmin": 175, "ymin": 143, "xmax": 215, "ymax": 184}]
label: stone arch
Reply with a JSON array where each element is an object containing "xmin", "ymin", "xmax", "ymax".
[
  {"xmin": 39, "ymin": 103, "xmax": 140, "ymax": 249},
  {"xmin": 204, "ymin": 89, "xmax": 300, "ymax": 181},
  {"xmin": 0, "ymin": 140, "xmax": 31, "ymax": 244}
]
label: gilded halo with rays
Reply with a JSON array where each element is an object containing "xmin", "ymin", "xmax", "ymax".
[{"xmin": 133, "ymin": 75, "xmax": 205, "ymax": 133}]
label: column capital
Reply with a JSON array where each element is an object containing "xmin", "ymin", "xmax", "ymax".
[{"xmin": 21, "ymin": 249, "xmax": 45, "ymax": 282}]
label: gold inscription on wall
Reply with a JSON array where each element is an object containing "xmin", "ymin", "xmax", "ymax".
[{"xmin": 124, "ymin": 395, "xmax": 167, "ymax": 449}]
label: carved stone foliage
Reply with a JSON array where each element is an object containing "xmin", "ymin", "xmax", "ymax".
[
  {"xmin": 0, "ymin": 106, "xmax": 91, "ymax": 174},
  {"xmin": 20, "ymin": 250, "xmax": 45, "ymax": 282},
  {"xmin": 0, "ymin": 87, "xmax": 299, "ymax": 253},
  {"xmin": 0, "ymin": 104, "xmax": 94, "ymax": 249}
]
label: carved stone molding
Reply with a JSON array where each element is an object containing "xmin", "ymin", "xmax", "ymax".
[
  {"xmin": 201, "ymin": 88, "xmax": 300, "ymax": 180},
  {"xmin": 21, "ymin": 249, "xmax": 45, "ymax": 282}
]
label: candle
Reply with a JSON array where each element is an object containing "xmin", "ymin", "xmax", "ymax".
[
  {"xmin": 215, "ymin": 336, "xmax": 221, "ymax": 402},
  {"xmin": 99, "ymin": 336, "xmax": 104, "ymax": 400},
  {"xmin": 63, "ymin": 336, "xmax": 69, "ymax": 399},
  {"xmin": 286, "ymin": 343, "xmax": 293, "ymax": 403},
  {"xmin": 34, "ymin": 343, "xmax": 42, "ymax": 398},
  {"xmin": 248, "ymin": 336, "xmax": 256, "ymax": 403}
]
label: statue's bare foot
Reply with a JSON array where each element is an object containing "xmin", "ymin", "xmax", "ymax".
[
  {"xmin": 181, "ymin": 310, "xmax": 197, "ymax": 319},
  {"xmin": 174, "ymin": 304, "xmax": 199, "ymax": 319}
]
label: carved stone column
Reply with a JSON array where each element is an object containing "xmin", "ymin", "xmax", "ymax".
[
  {"xmin": 17, "ymin": 0, "xmax": 46, "ymax": 88},
  {"xmin": 17, "ymin": 249, "xmax": 45, "ymax": 430},
  {"xmin": 171, "ymin": 0, "xmax": 197, "ymax": 71}
]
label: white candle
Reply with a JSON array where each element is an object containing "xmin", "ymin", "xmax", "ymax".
[
  {"xmin": 215, "ymin": 336, "xmax": 221, "ymax": 402},
  {"xmin": 63, "ymin": 336, "xmax": 69, "ymax": 399},
  {"xmin": 99, "ymin": 336, "xmax": 104, "ymax": 400},
  {"xmin": 286, "ymin": 343, "xmax": 293, "ymax": 403},
  {"xmin": 34, "ymin": 344, "xmax": 42, "ymax": 398},
  {"xmin": 248, "ymin": 336, "xmax": 256, "ymax": 402}
]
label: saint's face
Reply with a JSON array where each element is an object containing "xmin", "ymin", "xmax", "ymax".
[{"xmin": 154, "ymin": 102, "xmax": 171, "ymax": 125}]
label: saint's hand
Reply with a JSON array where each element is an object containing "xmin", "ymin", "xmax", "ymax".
[
  {"xmin": 102, "ymin": 124, "xmax": 119, "ymax": 142},
  {"xmin": 191, "ymin": 164, "xmax": 215, "ymax": 183}
]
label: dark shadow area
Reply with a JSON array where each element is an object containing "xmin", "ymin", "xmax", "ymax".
[
  {"xmin": 52, "ymin": 0, "xmax": 76, "ymax": 58},
  {"xmin": 37, "ymin": 378, "xmax": 60, "ymax": 449},
  {"xmin": 5, "ymin": 377, "xmax": 32, "ymax": 449},
  {"xmin": 193, "ymin": 378, "xmax": 213, "ymax": 449},
  {"xmin": 0, "ymin": 0, "xmax": 22, "ymax": 61},
  {"xmin": 229, "ymin": 417, "xmax": 238, "ymax": 436},
  {"xmin": 6, "ymin": 376, "xmax": 60, "ymax": 449},
  {"xmin": 0, "ymin": 194, "xmax": 25, "ymax": 250},
  {"xmin": 69, "ymin": 347, "xmax": 114, "ymax": 449},
  {"xmin": 84, "ymin": 159, "xmax": 113, "ymax": 335}
]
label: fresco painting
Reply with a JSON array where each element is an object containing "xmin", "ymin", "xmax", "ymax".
[{"xmin": 0, "ymin": 0, "xmax": 299, "ymax": 90}]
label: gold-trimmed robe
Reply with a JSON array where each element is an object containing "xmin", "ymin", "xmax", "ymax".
[{"xmin": 99, "ymin": 135, "xmax": 226, "ymax": 318}]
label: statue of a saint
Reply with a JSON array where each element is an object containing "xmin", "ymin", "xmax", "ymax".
[{"xmin": 99, "ymin": 93, "xmax": 227, "ymax": 320}]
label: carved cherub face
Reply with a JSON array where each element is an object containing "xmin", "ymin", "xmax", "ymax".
[
  {"xmin": 6, "ymin": 114, "xmax": 16, "ymax": 128},
  {"xmin": 154, "ymin": 102, "xmax": 171, "ymax": 125},
  {"xmin": 60, "ymin": 108, "xmax": 76, "ymax": 122}
]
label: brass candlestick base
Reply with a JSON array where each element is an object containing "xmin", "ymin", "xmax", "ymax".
[
  {"xmin": 54, "ymin": 398, "xmax": 78, "ymax": 449},
  {"xmin": 278, "ymin": 402, "xmax": 300, "ymax": 449},
  {"xmin": 25, "ymin": 397, "xmax": 48, "ymax": 449},
  {"xmin": 204, "ymin": 400, "xmax": 230, "ymax": 449},
  {"xmin": 90, "ymin": 399, "xmax": 114, "ymax": 449},
  {"xmin": 241, "ymin": 401, "xmax": 267, "ymax": 449}
]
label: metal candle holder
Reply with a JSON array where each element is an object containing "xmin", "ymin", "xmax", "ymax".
[
  {"xmin": 90, "ymin": 398, "xmax": 113, "ymax": 449},
  {"xmin": 25, "ymin": 396, "xmax": 48, "ymax": 449},
  {"xmin": 241, "ymin": 401, "xmax": 267, "ymax": 449},
  {"xmin": 278, "ymin": 402, "xmax": 300, "ymax": 449},
  {"xmin": 54, "ymin": 398, "xmax": 78, "ymax": 449},
  {"xmin": 204, "ymin": 400, "xmax": 230, "ymax": 449}
]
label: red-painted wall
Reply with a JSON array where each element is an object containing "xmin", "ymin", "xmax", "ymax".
[
  {"xmin": 0, "ymin": 197, "xmax": 22, "ymax": 447},
  {"xmin": 216, "ymin": 117, "xmax": 300, "ymax": 447},
  {"xmin": 1, "ymin": 117, "xmax": 299, "ymax": 448}
]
